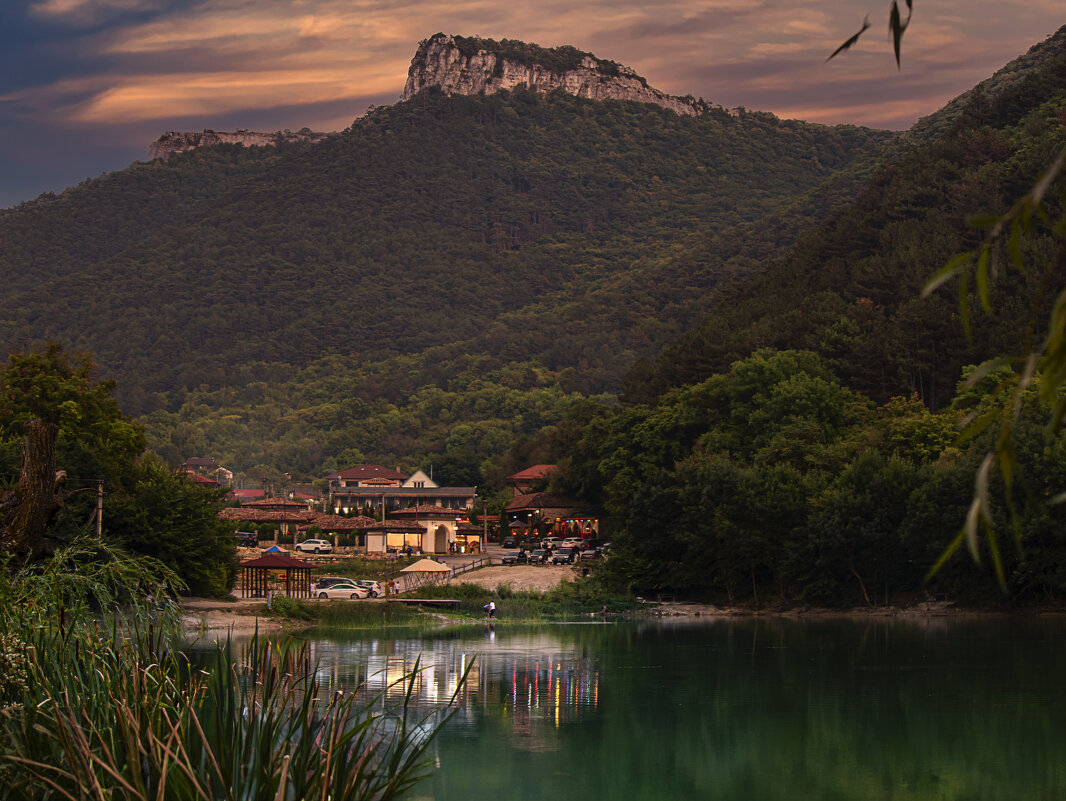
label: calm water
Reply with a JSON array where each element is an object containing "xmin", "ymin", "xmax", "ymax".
[{"xmin": 225, "ymin": 617, "xmax": 1066, "ymax": 801}]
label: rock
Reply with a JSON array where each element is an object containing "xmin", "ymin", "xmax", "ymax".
[
  {"xmin": 149, "ymin": 128, "xmax": 329, "ymax": 160},
  {"xmin": 401, "ymin": 33, "xmax": 711, "ymax": 117}
]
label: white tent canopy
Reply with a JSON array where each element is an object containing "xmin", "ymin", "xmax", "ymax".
[{"xmin": 400, "ymin": 558, "xmax": 452, "ymax": 573}]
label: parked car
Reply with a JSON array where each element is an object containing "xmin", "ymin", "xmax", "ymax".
[
  {"xmin": 520, "ymin": 538, "xmax": 542, "ymax": 551},
  {"xmin": 353, "ymin": 579, "xmax": 382, "ymax": 597},
  {"xmin": 502, "ymin": 551, "xmax": 528, "ymax": 565},
  {"xmin": 311, "ymin": 576, "xmax": 349, "ymax": 591},
  {"xmin": 579, "ymin": 548, "xmax": 600, "ymax": 560},
  {"xmin": 234, "ymin": 531, "xmax": 258, "ymax": 547},
  {"xmin": 502, "ymin": 535, "xmax": 519, "ymax": 548},
  {"xmin": 580, "ymin": 538, "xmax": 605, "ymax": 551},
  {"xmin": 551, "ymin": 548, "xmax": 577, "ymax": 565},
  {"xmin": 314, "ymin": 581, "xmax": 369, "ymax": 600},
  {"xmin": 295, "ymin": 538, "xmax": 333, "ymax": 554},
  {"xmin": 528, "ymin": 549, "xmax": 550, "ymax": 564},
  {"xmin": 560, "ymin": 537, "xmax": 583, "ymax": 549},
  {"xmin": 542, "ymin": 538, "xmax": 564, "ymax": 549}
]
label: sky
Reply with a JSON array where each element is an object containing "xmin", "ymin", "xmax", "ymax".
[{"xmin": 1, "ymin": 0, "xmax": 1062, "ymax": 208}]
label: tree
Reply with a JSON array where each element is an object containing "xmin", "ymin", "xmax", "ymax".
[
  {"xmin": 0, "ymin": 345, "xmax": 237, "ymax": 595},
  {"xmin": 106, "ymin": 455, "xmax": 237, "ymax": 597}
]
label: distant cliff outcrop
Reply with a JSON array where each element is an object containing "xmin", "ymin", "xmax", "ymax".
[
  {"xmin": 149, "ymin": 128, "xmax": 329, "ymax": 160},
  {"xmin": 401, "ymin": 33, "xmax": 711, "ymax": 117}
]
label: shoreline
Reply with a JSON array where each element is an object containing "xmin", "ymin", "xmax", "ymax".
[{"xmin": 180, "ymin": 595, "xmax": 1065, "ymax": 635}]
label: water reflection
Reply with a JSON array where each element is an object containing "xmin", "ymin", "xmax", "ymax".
[
  {"xmin": 191, "ymin": 618, "xmax": 1066, "ymax": 801},
  {"xmin": 297, "ymin": 625, "xmax": 602, "ymax": 749}
]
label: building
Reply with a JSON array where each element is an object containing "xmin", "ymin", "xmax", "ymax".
[
  {"xmin": 505, "ymin": 465, "xmax": 598, "ymax": 538},
  {"xmin": 325, "ymin": 464, "xmax": 476, "ymax": 517}
]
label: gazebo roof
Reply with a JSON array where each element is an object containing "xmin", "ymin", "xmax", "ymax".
[{"xmin": 239, "ymin": 552, "xmax": 311, "ymax": 569}]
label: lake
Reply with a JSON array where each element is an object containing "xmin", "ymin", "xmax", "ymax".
[{"xmin": 223, "ymin": 616, "xmax": 1066, "ymax": 800}]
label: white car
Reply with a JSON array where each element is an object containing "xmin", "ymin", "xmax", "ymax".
[
  {"xmin": 295, "ymin": 538, "xmax": 333, "ymax": 554},
  {"xmin": 561, "ymin": 537, "xmax": 583, "ymax": 548},
  {"xmin": 315, "ymin": 581, "xmax": 369, "ymax": 600},
  {"xmin": 353, "ymin": 580, "xmax": 382, "ymax": 597}
]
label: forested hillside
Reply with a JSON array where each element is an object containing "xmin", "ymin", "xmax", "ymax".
[
  {"xmin": 623, "ymin": 26, "xmax": 1066, "ymax": 411},
  {"xmin": 1, "ymin": 90, "xmax": 885, "ymax": 420}
]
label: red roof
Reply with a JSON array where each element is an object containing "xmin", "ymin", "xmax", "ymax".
[
  {"xmin": 325, "ymin": 465, "xmax": 407, "ymax": 481},
  {"xmin": 507, "ymin": 464, "xmax": 560, "ymax": 482},
  {"xmin": 184, "ymin": 470, "xmax": 218, "ymax": 486},
  {"xmin": 239, "ymin": 552, "xmax": 312, "ymax": 569},
  {"xmin": 233, "ymin": 489, "xmax": 265, "ymax": 500}
]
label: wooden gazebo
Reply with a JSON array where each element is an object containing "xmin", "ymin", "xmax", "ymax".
[{"xmin": 238, "ymin": 552, "xmax": 313, "ymax": 598}]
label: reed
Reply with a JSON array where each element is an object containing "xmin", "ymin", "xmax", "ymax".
[{"xmin": 0, "ymin": 537, "xmax": 456, "ymax": 801}]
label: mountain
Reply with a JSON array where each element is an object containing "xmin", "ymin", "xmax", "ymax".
[
  {"xmin": 621, "ymin": 25, "xmax": 1066, "ymax": 412},
  {"xmin": 0, "ymin": 36, "xmax": 893, "ymax": 483}
]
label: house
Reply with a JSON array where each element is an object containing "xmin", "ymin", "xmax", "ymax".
[
  {"xmin": 325, "ymin": 464, "xmax": 476, "ymax": 517},
  {"xmin": 505, "ymin": 465, "xmax": 598, "ymax": 538},
  {"xmin": 182, "ymin": 456, "xmax": 232, "ymax": 486}
]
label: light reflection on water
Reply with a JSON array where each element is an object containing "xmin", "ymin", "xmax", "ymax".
[
  {"xmin": 191, "ymin": 617, "xmax": 1066, "ymax": 801},
  {"xmin": 301, "ymin": 625, "xmax": 603, "ymax": 744}
]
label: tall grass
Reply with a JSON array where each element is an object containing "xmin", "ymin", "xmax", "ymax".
[{"xmin": 0, "ymin": 536, "xmax": 457, "ymax": 800}]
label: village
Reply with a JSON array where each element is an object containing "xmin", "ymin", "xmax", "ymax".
[{"xmin": 180, "ymin": 459, "xmax": 603, "ymax": 604}]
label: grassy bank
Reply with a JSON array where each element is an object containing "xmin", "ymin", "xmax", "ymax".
[
  {"xmin": 405, "ymin": 579, "xmax": 640, "ymax": 620},
  {"xmin": 262, "ymin": 578, "xmax": 641, "ymax": 629}
]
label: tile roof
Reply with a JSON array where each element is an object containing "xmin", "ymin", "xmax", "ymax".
[
  {"xmin": 325, "ymin": 465, "xmax": 407, "ymax": 481},
  {"xmin": 507, "ymin": 464, "xmax": 560, "ymax": 481},
  {"xmin": 505, "ymin": 492, "xmax": 593, "ymax": 513},
  {"xmin": 389, "ymin": 505, "xmax": 465, "ymax": 517}
]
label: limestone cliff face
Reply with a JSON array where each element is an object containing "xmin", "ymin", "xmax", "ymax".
[
  {"xmin": 401, "ymin": 34, "xmax": 703, "ymax": 117},
  {"xmin": 149, "ymin": 128, "xmax": 328, "ymax": 160}
]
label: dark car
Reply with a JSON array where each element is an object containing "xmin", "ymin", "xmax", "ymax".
[
  {"xmin": 234, "ymin": 531, "xmax": 257, "ymax": 547},
  {"xmin": 551, "ymin": 547, "xmax": 577, "ymax": 565},
  {"xmin": 502, "ymin": 535, "xmax": 519, "ymax": 549},
  {"xmin": 501, "ymin": 550, "xmax": 528, "ymax": 565},
  {"xmin": 528, "ymin": 549, "xmax": 550, "ymax": 564},
  {"xmin": 579, "ymin": 548, "xmax": 600, "ymax": 560}
]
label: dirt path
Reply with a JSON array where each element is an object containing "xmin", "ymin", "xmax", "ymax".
[{"xmin": 446, "ymin": 565, "xmax": 575, "ymax": 593}]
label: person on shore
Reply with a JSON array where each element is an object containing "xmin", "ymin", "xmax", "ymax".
[{"xmin": 483, "ymin": 600, "xmax": 496, "ymax": 619}]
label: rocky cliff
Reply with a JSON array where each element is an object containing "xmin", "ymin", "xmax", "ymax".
[
  {"xmin": 401, "ymin": 33, "xmax": 706, "ymax": 117},
  {"xmin": 149, "ymin": 128, "xmax": 329, "ymax": 160}
]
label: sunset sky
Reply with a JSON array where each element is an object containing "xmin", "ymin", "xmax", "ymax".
[{"xmin": 1, "ymin": 0, "xmax": 1062, "ymax": 207}]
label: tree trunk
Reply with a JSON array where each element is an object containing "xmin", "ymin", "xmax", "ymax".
[{"xmin": 0, "ymin": 420, "xmax": 64, "ymax": 562}]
